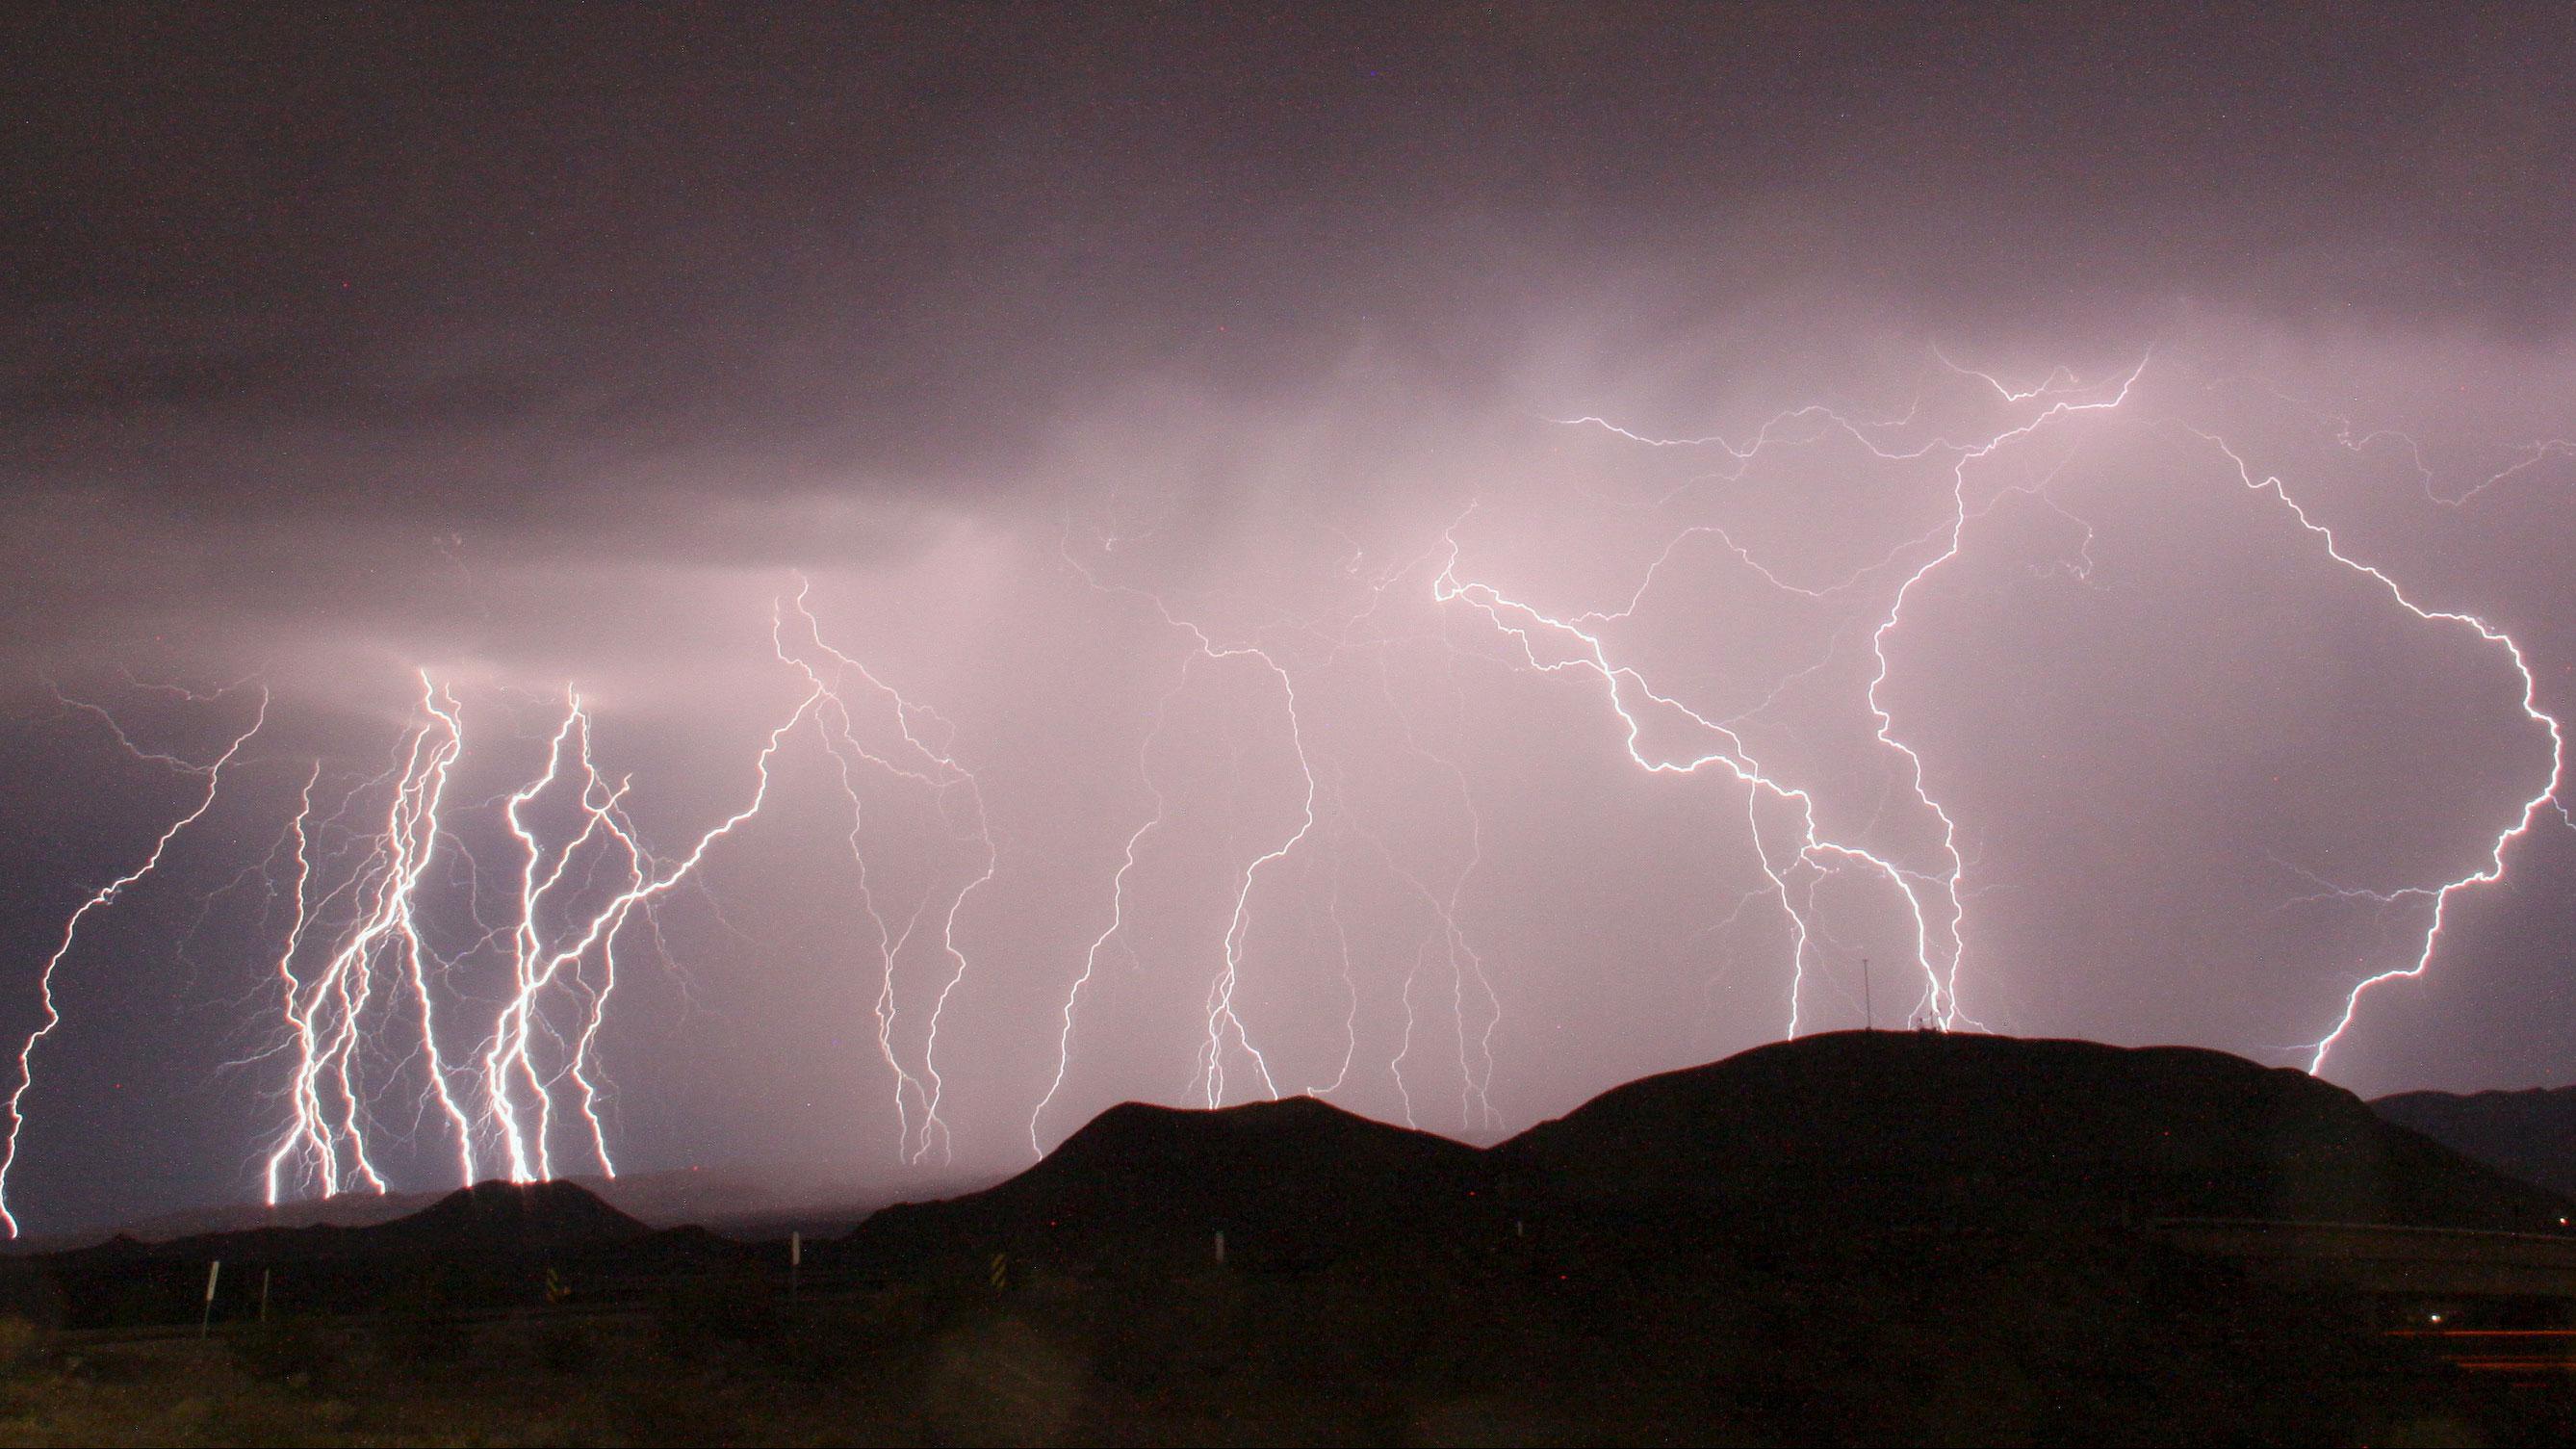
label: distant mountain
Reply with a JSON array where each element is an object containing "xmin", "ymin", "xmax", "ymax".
[
  {"xmin": 26, "ymin": 1033, "xmax": 2562, "ymax": 1303},
  {"xmin": 15, "ymin": 1178, "xmax": 712, "ymax": 1330},
  {"xmin": 2374, "ymin": 1084, "xmax": 2576, "ymax": 1199},
  {"xmin": 17, "ymin": 1160, "xmax": 893, "ymax": 1255},
  {"xmin": 845, "ymin": 1032, "xmax": 2569, "ymax": 1278},
  {"xmin": 26, "ymin": 1185, "xmax": 451, "ymax": 1250},
  {"xmin": 848, "ymin": 1095, "xmax": 1494, "ymax": 1269},
  {"xmin": 7, "ymin": 1037, "xmax": 2560, "ymax": 1442},
  {"xmin": 577, "ymin": 1164, "xmax": 929, "ymax": 1237},
  {"xmin": 82, "ymin": 1178, "xmax": 653, "ymax": 1265},
  {"xmin": 1502, "ymin": 1030, "xmax": 2569, "ymax": 1231}
]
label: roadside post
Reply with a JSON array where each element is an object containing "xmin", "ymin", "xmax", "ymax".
[{"xmin": 200, "ymin": 1260, "xmax": 221, "ymax": 1338}]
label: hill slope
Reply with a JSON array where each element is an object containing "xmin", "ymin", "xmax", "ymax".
[
  {"xmin": 1501, "ymin": 1030, "xmax": 2570, "ymax": 1231},
  {"xmin": 845, "ymin": 1032, "xmax": 2569, "ymax": 1282},
  {"xmin": 2375, "ymin": 1084, "xmax": 2576, "ymax": 1199},
  {"xmin": 849, "ymin": 1095, "xmax": 1492, "ymax": 1269},
  {"xmin": 71, "ymin": 1178, "xmax": 653, "ymax": 1265}
]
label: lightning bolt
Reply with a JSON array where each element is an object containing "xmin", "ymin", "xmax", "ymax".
[
  {"xmin": 1030, "ymin": 663, "xmax": 1182, "ymax": 1153},
  {"xmin": 255, "ymin": 673, "xmax": 477, "ymax": 1201},
  {"xmin": 774, "ymin": 580, "xmax": 996, "ymax": 1166},
  {"xmin": 483, "ymin": 688, "xmax": 646, "ymax": 1183},
  {"xmin": 1055, "ymin": 535, "xmax": 1306, "ymax": 1109},
  {"xmin": 1, "ymin": 684, "xmax": 270, "ymax": 1237},
  {"xmin": 1436, "ymin": 357, "xmax": 2144, "ymax": 1038},
  {"xmin": 476, "ymin": 664, "xmax": 822, "ymax": 1181},
  {"xmin": 2181, "ymin": 430, "xmax": 2567, "ymax": 1072},
  {"xmin": 1461, "ymin": 349, "xmax": 2557, "ymax": 1075},
  {"xmin": 3, "ymin": 354, "xmax": 2562, "ymax": 1234},
  {"xmin": 1040, "ymin": 527, "xmax": 1504, "ymax": 1141},
  {"xmin": 267, "ymin": 577, "xmax": 1016, "ymax": 1216},
  {"xmin": 251, "ymin": 582, "xmax": 992, "ymax": 1206},
  {"xmin": 1346, "ymin": 648, "xmax": 1498, "ymax": 1129},
  {"xmin": 2228, "ymin": 378, "xmax": 2576, "ymax": 510}
]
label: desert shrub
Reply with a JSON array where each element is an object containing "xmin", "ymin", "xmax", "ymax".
[
  {"xmin": 537, "ymin": 1321, "xmax": 597, "ymax": 1376},
  {"xmin": 0, "ymin": 1263, "xmax": 64, "ymax": 1333},
  {"xmin": 0, "ymin": 1314, "xmax": 47, "ymax": 1377},
  {"xmin": 1086, "ymin": 1271, "xmax": 1245, "ymax": 1385},
  {"xmin": 373, "ymin": 1274, "xmax": 476, "ymax": 1370},
  {"xmin": 922, "ymin": 1310, "xmax": 1088, "ymax": 1446},
  {"xmin": 756, "ymin": 1323, "xmax": 849, "ymax": 1384},
  {"xmin": 654, "ymin": 1271, "xmax": 785, "ymax": 1358},
  {"xmin": 810, "ymin": 1286, "xmax": 942, "ymax": 1371},
  {"xmin": 229, "ymin": 1313, "xmax": 341, "ymax": 1384}
]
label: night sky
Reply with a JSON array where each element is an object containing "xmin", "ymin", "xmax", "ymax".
[{"xmin": 3, "ymin": 4, "xmax": 2572, "ymax": 1234}]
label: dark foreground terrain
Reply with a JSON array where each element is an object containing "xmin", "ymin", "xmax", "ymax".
[{"xmin": 3, "ymin": 1031, "xmax": 2573, "ymax": 1446}]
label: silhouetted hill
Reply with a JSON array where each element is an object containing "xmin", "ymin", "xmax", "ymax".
[
  {"xmin": 7, "ymin": 1043, "xmax": 2565, "ymax": 1445},
  {"xmin": 27, "ymin": 1186, "xmax": 450, "ymax": 1250},
  {"xmin": 13, "ymin": 1161, "xmax": 892, "ymax": 1254},
  {"xmin": 1502, "ymin": 1030, "xmax": 2569, "ymax": 1231},
  {"xmin": 2375, "ymin": 1084, "xmax": 2576, "ymax": 1199},
  {"xmin": 848, "ymin": 1095, "xmax": 1492, "ymax": 1270},
  {"xmin": 23, "ymin": 1033, "xmax": 2565, "ymax": 1344},
  {"xmin": 845, "ymin": 1033, "xmax": 2567, "ymax": 1285},
  {"xmin": 372, "ymin": 1178, "xmax": 652, "ymax": 1255},
  {"xmin": 21, "ymin": 1178, "xmax": 749, "ymax": 1329},
  {"xmin": 66, "ymin": 1178, "xmax": 651, "ymax": 1265}
]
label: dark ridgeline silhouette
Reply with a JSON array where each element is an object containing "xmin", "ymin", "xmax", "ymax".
[
  {"xmin": 848, "ymin": 1030, "xmax": 2571, "ymax": 1276},
  {"xmin": 851, "ymin": 1096, "xmax": 1493, "ymax": 1275},
  {"xmin": 64, "ymin": 1178, "xmax": 653, "ymax": 1267},
  {"xmin": 816, "ymin": 1031, "xmax": 2576, "ymax": 1444},
  {"xmin": 13, "ymin": 1032, "xmax": 2573, "ymax": 1333},
  {"xmin": 5, "ymin": 1031, "xmax": 2572, "ymax": 1444},
  {"xmin": 31, "ymin": 1162, "xmax": 840, "ymax": 1251},
  {"xmin": 15, "ymin": 1178, "xmax": 741, "ymax": 1330},
  {"xmin": 1504, "ymin": 1032, "xmax": 2568, "ymax": 1231},
  {"xmin": 2376, "ymin": 1084, "xmax": 2576, "ymax": 1200}
]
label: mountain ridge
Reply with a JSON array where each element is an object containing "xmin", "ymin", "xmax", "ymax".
[
  {"xmin": 29, "ymin": 1033, "xmax": 2571, "ymax": 1276},
  {"xmin": 2374, "ymin": 1082, "xmax": 2576, "ymax": 1200},
  {"xmin": 846, "ymin": 1031, "xmax": 2573, "ymax": 1276}
]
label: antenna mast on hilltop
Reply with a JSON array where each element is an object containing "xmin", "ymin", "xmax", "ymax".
[{"xmin": 1862, "ymin": 956, "xmax": 1872, "ymax": 1032}]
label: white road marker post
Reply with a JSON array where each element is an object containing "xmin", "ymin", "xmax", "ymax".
[
  {"xmin": 200, "ymin": 1260, "xmax": 221, "ymax": 1338},
  {"xmin": 789, "ymin": 1230, "xmax": 801, "ymax": 1303}
]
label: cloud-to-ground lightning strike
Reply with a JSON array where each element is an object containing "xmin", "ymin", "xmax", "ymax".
[
  {"xmin": 773, "ymin": 580, "xmax": 999, "ymax": 1166},
  {"xmin": 1448, "ymin": 352, "xmax": 2563, "ymax": 1075},
  {"xmin": 1, "ymin": 356, "xmax": 2563, "ymax": 1236},
  {"xmin": 480, "ymin": 686, "xmax": 644, "ymax": 1185},
  {"xmin": 247, "ymin": 579, "xmax": 1003, "ymax": 1218},
  {"xmin": 3, "ymin": 582, "xmax": 1019, "ymax": 1232},
  {"xmin": 2180, "ymin": 430, "xmax": 2569, "ymax": 1072},
  {"xmin": 1029, "ymin": 660, "xmax": 1184, "ymax": 1154},
  {"xmin": 257, "ymin": 676, "xmax": 477, "ymax": 1203},
  {"xmin": 477, "ymin": 658, "xmax": 830, "ymax": 1187},
  {"xmin": 1050, "ymin": 534, "xmax": 1307, "ymax": 1114},
  {"xmin": 1, "ymin": 684, "xmax": 270, "ymax": 1236},
  {"xmin": 1436, "ymin": 360, "xmax": 2144, "ymax": 1038},
  {"xmin": 251, "ymin": 662, "xmax": 832, "ymax": 1204},
  {"xmin": 1035, "ymin": 529, "xmax": 1502, "ymax": 1145}
]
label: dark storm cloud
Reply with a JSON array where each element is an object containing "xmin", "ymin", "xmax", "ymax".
[{"xmin": 6, "ymin": 3, "xmax": 2571, "ymax": 530}]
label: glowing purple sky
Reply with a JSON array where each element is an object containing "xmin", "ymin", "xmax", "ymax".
[{"xmin": 2, "ymin": 6, "xmax": 2571, "ymax": 1232}]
